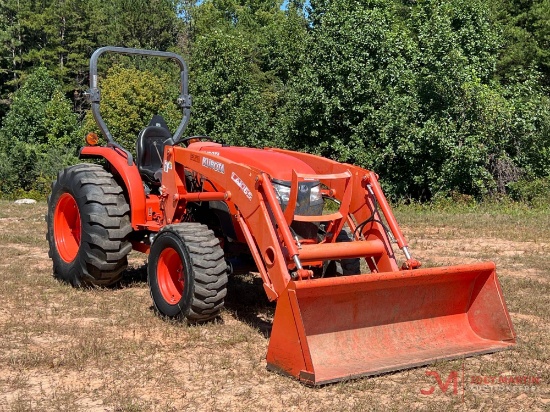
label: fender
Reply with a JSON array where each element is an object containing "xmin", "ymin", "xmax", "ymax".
[{"xmin": 80, "ymin": 146, "xmax": 146, "ymax": 227}]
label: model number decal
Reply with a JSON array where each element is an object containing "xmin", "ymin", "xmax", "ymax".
[
  {"xmin": 231, "ymin": 172, "xmax": 252, "ymax": 201},
  {"xmin": 202, "ymin": 157, "xmax": 225, "ymax": 174}
]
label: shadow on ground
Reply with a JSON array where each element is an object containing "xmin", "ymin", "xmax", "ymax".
[
  {"xmin": 224, "ymin": 273, "xmax": 275, "ymax": 338},
  {"xmin": 119, "ymin": 264, "xmax": 148, "ymax": 287},
  {"xmin": 118, "ymin": 266, "xmax": 275, "ymax": 336}
]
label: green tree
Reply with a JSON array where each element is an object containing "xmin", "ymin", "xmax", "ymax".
[
  {"xmin": 0, "ymin": 0, "xmax": 184, "ymax": 124},
  {"xmin": 187, "ymin": 0, "xmax": 308, "ymax": 147},
  {"xmin": 285, "ymin": 0, "xmax": 548, "ymax": 199},
  {"xmin": 0, "ymin": 0, "xmax": 30, "ymax": 117},
  {"xmin": 494, "ymin": 0, "xmax": 550, "ymax": 86},
  {"xmin": 110, "ymin": 0, "xmax": 182, "ymax": 50},
  {"xmin": 0, "ymin": 67, "xmax": 80, "ymax": 194}
]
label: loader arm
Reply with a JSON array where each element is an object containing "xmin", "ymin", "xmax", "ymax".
[
  {"xmin": 162, "ymin": 146, "xmax": 515, "ymax": 385},
  {"xmin": 161, "ymin": 145, "xmax": 403, "ymax": 296},
  {"xmin": 161, "ymin": 146, "xmax": 293, "ymax": 298}
]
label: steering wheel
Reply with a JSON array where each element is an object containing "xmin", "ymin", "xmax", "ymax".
[{"xmin": 180, "ymin": 135, "xmax": 214, "ymax": 146}]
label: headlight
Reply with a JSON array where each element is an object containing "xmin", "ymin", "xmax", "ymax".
[
  {"xmin": 272, "ymin": 179, "xmax": 324, "ymax": 222},
  {"xmin": 310, "ymin": 184, "xmax": 322, "ymax": 202},
  {"xmin": 273, "ymin": 181, "xmax": 323, "ymax": 205},
  {"xmin": 273, "ymin": 182, "xmax": 291, "ymax": 203}
]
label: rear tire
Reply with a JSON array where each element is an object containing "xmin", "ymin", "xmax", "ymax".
[
  {"xmin": 46, "ymin": 164, "xmax": 132, "ymax": 287},
  {"xmin": 148, "ymin": 223, "xmax": 228, "ymax": 322}
]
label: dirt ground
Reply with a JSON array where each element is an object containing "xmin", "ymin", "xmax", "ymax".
[{"xmin": 0, "ymin": 201, "xmax": 548, "ymax": 411}]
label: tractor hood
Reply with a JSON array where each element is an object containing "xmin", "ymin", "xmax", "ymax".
[{"xmin": 192, "ymin": 143, "xmax": 316, "ymax": 181}]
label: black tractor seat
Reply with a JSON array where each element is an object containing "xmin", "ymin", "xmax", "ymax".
[{"xmin": 136, "ymin": 123, "xmax": 172, "ymax": 185}]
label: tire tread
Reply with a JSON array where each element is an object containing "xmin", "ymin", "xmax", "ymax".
[
  {"xmin": 47, "ymin": 163, "xmax": 132, "ymax": 287},
  {"xmin": 154, "ymin": 223, "xmax": 228, "ymax": 322}
]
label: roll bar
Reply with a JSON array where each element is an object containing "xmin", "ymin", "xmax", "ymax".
[{"xmin": 87, "ymin": 47, "xmax": 192, "ymax": 152}]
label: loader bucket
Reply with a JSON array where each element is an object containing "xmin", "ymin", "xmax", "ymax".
[{"xmin": 266, "ymin": 262, "xmax": 515, "ymax": 385}]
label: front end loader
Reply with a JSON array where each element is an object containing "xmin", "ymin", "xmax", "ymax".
[{"xmin": 47, "ymin": 47, "xmax": 516, "ymax": 385}]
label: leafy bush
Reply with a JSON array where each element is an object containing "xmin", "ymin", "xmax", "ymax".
[
  {"xmin": 508, "ymin": 178, "xmax": 550, "ymax": 207},
  {"xmin": 282, "ymin": 0, "xmax": 550, "ymax": 201},
  {"xmin": 0, "ymin": 67, "xmax": 80, "ymax": 196},
  {"xmin": 186, "ymin": 0, "xmax": 302, "ymax": 148},
  {"xmin": 81, "ymin": 65, "xmax": 182, "ymax": 154}
]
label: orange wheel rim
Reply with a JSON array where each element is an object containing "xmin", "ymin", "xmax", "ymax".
[
  {"xmin": 54, "ymin": 193, "xmax": 81, "ymax": 263},
  {"xmin": 157, "ymin": 247, "xmax": 184, "ymax": 304}
]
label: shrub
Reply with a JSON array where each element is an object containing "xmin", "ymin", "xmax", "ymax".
[
  {"xmin": 507, "ymin": 178, "xmax": 550, "ymax": 207},
  {"xmin": 0, "ymin": 67, "xmax": 80, "ymax": 196}
]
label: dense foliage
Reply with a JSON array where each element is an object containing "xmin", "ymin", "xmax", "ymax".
[
  {"xmin": 283, "ymin": 0, "xmax": 550, "ymax": 198},
  {"xmin": 82, "ymin": 65, "xmax": 182, "ymax": 153},
  {"xmin": 0, "ymin": 67, "xmax": 79, "ymax": 195},
  {"xmin": 0, "ymin": 0, "xmax": 549, "ymax": 201}
]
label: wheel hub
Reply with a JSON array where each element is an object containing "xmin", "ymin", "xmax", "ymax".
[
  {"xmin": 54, "ymin": 193, "xmax": 81, "ymax": 263},
  {"xmin": 157, "ymin": 247, "xmax": 184, "ymax": 304}
]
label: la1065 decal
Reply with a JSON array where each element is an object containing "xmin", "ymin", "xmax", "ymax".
[{"xmin": 231, "ymin": 172, "xmax": 253, "ymax": 201}]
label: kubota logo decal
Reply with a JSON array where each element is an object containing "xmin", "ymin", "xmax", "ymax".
[
  {"xmin": 202, "ymin": 157, "xmax": 225, "ymax": 174},
  {"xmin": 231, "ymin": 172, "xmax": 252, "ymax": 200}
]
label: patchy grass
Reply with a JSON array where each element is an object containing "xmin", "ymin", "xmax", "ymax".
[{"xmin": 0, "ymin": 200, "xmax": 548, "ymax": 411}]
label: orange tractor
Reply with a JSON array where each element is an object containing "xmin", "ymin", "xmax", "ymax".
[{"xmin": 47, "ymin": 47, "xmax": 516, "ymax": 385}]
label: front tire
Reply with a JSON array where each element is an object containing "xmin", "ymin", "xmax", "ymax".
[
  {"xmin": 46, "ymin": 164, "xmax": 132, "ymax": 286},
  {"xmin": 148, "ymin": 223, "xmax": 228, "ymax": 322}
]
